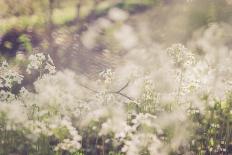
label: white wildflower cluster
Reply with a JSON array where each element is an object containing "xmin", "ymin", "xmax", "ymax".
[
  {"xmin": 0, "ymin": 103, "xmax": 27, "ymax": 128},
  {"xmin": 131, "ymin": 113, "xmax": 159, "ymax": 130},
  {"xmin": 99, "ymin": 69, "xmax": 115, "ymax": 87},
  {"xmin": 81, "ymin": 103, "xmax": 128, "ymax": 136},
  {"xmin": 0, "ymin": 61, "xmax": 23, "ymax": 89},
  {"xmin": 2, "ymin": 38, "xmax": 232, "ymax": 155},
  {"xmin": 167, "ymin": 43, "xmax": 196, "ymax": 70},
  {"xmin": 27, "ymin": 52, "xmax": 56, "ymax": 74},
  {"xmin": 54, "ymin": 117, "xmax": 81, "ymax": 152},
  {"xmin": 136, "ymin": 77, "xmax": 159, "ymax": 113},
  {"xmin": 0, "ymin": 61, "xmax": 23, "ymax": 102},
  {"xmin": 120, "ymin": 113, "xmax": 164, "ymax": 155},
  {"xmin": 25, "ymin": 120, "xmax": 52, "ymax": 136},
  {"xmin": 122, "ymin": 133, "xmax": 163, "ymax": 155},
  {"xmin": 92, "ymin": 69, "xmax": 117, "ymax": 105},
  {"xmin": 0, "ymin": 90, "xmax": 16, "ymax": 102},
  {"xmin": 141, "ymin": 78, "xmax": 156, "ymax": 102}
]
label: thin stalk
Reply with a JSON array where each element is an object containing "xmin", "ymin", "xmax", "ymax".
[
  {"xmin": 177, "ymin": 70, "xmax": 183, "ymax": 105},
  {"xmin": 102, "ymin": 136, "xmax": 105, "ymax": 155}
]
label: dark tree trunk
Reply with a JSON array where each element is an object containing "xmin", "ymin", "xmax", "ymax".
[
  {"xmin": 47, "ymin": 0, "xmax": 55, "ymax": 54},
  {"xmin": 76, "ymin": 0, "xmax": 82, "ymax": 22}
]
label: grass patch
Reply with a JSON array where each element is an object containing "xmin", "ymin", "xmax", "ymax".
[
  {"xmin": 53, "ymin": 6, "xmax": 77, "ymax": 25},
  {"xmin": 0, "ymin": 6, "xmax": 77, "ymax": 34}
]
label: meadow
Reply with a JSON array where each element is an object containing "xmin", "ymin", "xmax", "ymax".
[{"xmin": 1, "ymin": 0, "xmax": 232, "ymax": 155}]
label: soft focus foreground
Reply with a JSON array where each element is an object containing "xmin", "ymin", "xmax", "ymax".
[{"xmin": 1, "ymin": 0, "xmax": 232, "ymax": 155}]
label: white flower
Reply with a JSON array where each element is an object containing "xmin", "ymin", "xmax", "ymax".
[
  {"xmin": 27, "ymin": 53, "xmax": 56, "ymax": 75},
  {"xmin": 167, "ymin": 44, "xmax": 195, "ymax": 69}
]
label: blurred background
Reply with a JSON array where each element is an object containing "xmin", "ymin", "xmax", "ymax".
[{"xmin": 1, "ymin": 0, "xmax": 232, "ymax": 77}]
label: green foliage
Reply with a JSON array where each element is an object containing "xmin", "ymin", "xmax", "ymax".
[
  {"xmin": 189, "ymin": 93, "xmax": 232, "ymax": 154},
  {"xmin": 71, "ymin": 151, "xmax": 85, "ymax": 155},
  {"xmin": 53, "ymin": 6, "xmax": 77, "ymax": 25},
  {"xmin": 109, "ymin": 152, "xmax": 124, "ymax": 155},
  {"xmin": 116, "ymin": 0, "xmax": 158, "ymax": 12},
  {"xmin": 52, "ymin": 126, "xmax": 69, "ymax": 140},
  {"xmin": 19, "ymin": 34, "xmax": 32, "ymax": 52}
]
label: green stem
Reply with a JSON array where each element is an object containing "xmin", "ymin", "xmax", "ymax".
[{"xmin": 176, "ymin": 70, "xmax": 183, "ymax": 105}]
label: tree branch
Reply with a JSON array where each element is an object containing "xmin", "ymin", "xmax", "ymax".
[
  {"xmin": 114, "ymin": 92, "xmax": 134, "ymax": 101},
  {"xmin": 77, "ymin": 80, "xmax": 134, "ymax": 101},
  {"xmin": 114, "ymin": 81, "xmax": 130, "ymax": 93}
]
